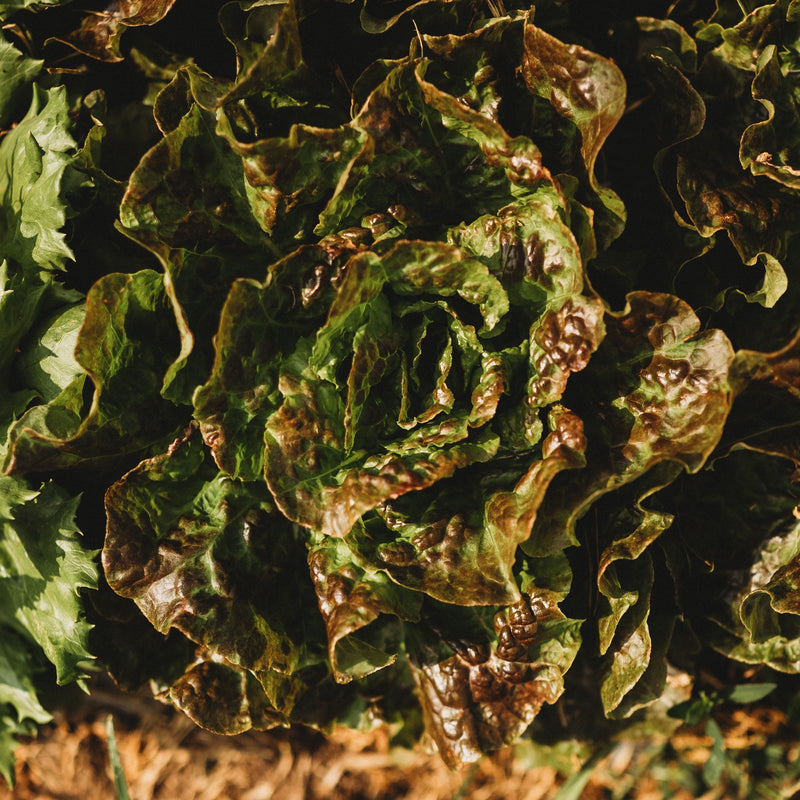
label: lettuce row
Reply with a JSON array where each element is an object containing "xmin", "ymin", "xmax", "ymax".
[{"xmin": 3, "ymin": 0, "xmax": 800, "ymax": 776}]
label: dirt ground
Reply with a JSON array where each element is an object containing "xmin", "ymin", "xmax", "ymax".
[{"xmin": 3, "ymin": 684, "xmax": 799, "ymax": 800}]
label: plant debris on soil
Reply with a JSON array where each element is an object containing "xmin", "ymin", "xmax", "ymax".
[{"xmin": 4, "ymin": 680, "xmax": 800, "ymax": 800}]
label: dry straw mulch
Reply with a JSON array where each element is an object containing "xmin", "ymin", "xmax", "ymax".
[
  {"xmin": 1, "ymin": 688, "xmax": 568, "ymax": 800},
  {"xmin": 2, "ymin": 685, "xmax": 797, "ymax": 800}
]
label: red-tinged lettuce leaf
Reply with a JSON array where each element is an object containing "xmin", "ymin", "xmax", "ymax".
[
  {"xmin": 219, "ymin": 28, "xmax": 560, "ymax": 249},
  {"xmin": 119, "ymin": 72, "xmax": 277, "ymax": 403},
  {"xmin": 675, "ymin": 138, "xmax": 797, "ymax": 300},
  {"xmin": 731, "ymin": 321, "xmax": 800, "ymax": 401},
  {"xmin": 48, "ymin": 0, "xmax": 178, "ymax": 63},
  {"xmin": 220, "ymin": 0, "xmax": 300, "ymax": 80},
  {"xmin": 217, "ymin": 0, "xmax": 331, "ymax": 127},
  {"xmin": 525, "ymin": 292, "xmax": 736, "ymax": 558},
  {"xmin": 643, "ymin": 43, "xmax": 705, "ymax": 220},
  {"xmin": 649, "ymin": 5, "xmax": 800, "ymax": 307},
  {"xmin": 308, "ymin": 533, "xmax": 422, "ymax": 683},
  {"xmin": 167, "ymin": 659, "xmax": 287, "ymax": 735},
  {"xmin": 3, "ymin": 270, "xmax": 183, "ymax": 474},
  {"xmin": 152, "ymin": 65, "xmax": 231, "ymax": 136},
  {"xmin": 342, "ymin": 406, "xmax": 585, "ymax": 608},
  {"xmin": 261, "ymin": 240, "xmax": 515, "ymax": 537},
  {"xmin": 521, "ymin": 18, "xmax": 627, "ymax": 249},
  {"xmin": 265, "ymin": 371, "xmax": 499, "ymax": 538},
  {"xmin": 0, "ymin": 476, "xmax": 97, "ymax": 686},
  {"xmin": 103, "ymin": 424, "xmax": 330, "ymax": 720},
  {"xmin": 356, "ymin": 0, "xmax": 456, "ymax": 35},
  {"xmin": 448, "ymin": 195, "xmax": 587, "ymax": 300},
  {"xmin": 193, "ymin": 238, "xmax": 359, "ymax": 481},
  {"xmin": 524, "ymin": 294, "xmax": 606, "ymax": 412},
  {"xmin": 597, "ymin": 503, "xmax": 673, "ymax": 658},
  {"xmin": 119, "ymin": 76, "xmax": 262, "ymax": 252},
  {"xmin": 409, "ymin": 592, "xmax": 582, "ymax": 767},
  {"xmin": 654, "ymin": 444, "xmax": 800, "ymax": 672},
  {"xmin": 724, "ymin": 323, "xmax": 800, "ymax": 465},
  {"xmin": 216, "ymin": 114, "xmax": 370, "ymax": 246},
  {"xmin": 606, "ymin": 614, "xmax": 676, "ymax": 720},
  {"xmin": 699, "ymin": 2, "xmax": 787, "ymax": 74},
  {"xmin": 593, "ymin": 475, "xmax": 679, "ymax": 720},
  {"xmin": 346, "ymin": 56, "xmax": 553, "ymax": 233}
]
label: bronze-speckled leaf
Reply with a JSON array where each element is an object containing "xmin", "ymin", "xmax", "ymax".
[
  {"xmin": 308, "ymin": 533, "xmax": 422, "ymax": 683},
  {"xmin": 103, "ymin": 424, "xmax": 327, "ymax": 717},
  {"xmin": 411, "ymin": 594, "xmax": 582, "ymax": 767},
  {"xmin": 526, "ymin": 291, "xmax": 736, "ymax": 557}
]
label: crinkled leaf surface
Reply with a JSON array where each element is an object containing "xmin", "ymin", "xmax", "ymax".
[
  {"xmin": 410, "ymin": 591, "xmax": 582, "ymax": 768},
  {"xmin": 308, "ymin": 532, "xmax": 422, "ymax": 683},
  {"xmin": 9, "ymin": 0, "xmax": 800, "ymax": 772},
  {"xmin": 344, "ymin": 406, "xmax": 587, "ymax": 607},
  {"xmin": 193, "ymin": 238, "xmax": 356, "ymax": 481},
  {"xmin": 0, "ymin": 85, "xmax": 82, "ymax": 379},
  {"xmin": 526, "ymin": 292, "xmax": 736, "ymax": 558},
  {"xmin": 0, "ymin": 85, "xmax": 77, "ymax": 275},
  {"xmin": 13, "ymin": 303, "xmax": 85, "ymax": 404},
  {"xmin": 104, "ymin": 424, "xmax": 329, "ymax": 719},
  {"xmin": 521, "ymin": 18, "xmax": 627, "ymax": 248},
  {"xmin": 647, "ymin": 5, "xmax": 800, "ymax": 307},
  {"xmin": 741, "ymin": 44, "xmax": 800, "ymax": 188},
  {"xmin": 50, "ymin": 0, "xmax": 178, "ymax": 62},
  {"xmin": 709, "ymin": 521, "xmax": 800, "ymax": 672},
  {"xmin": 119, "ymin": 71, "xmax": 276, "ymax": 402}
]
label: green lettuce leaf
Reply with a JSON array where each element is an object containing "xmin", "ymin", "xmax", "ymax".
[
  {"xmin": 308, "ymin": 532, "xmax": 422, "ymax": 682},
  {"xmin": 0, "ymin": 0, "xmax": 71, "ymax": 22},
  {"xmin": 104, "ymin": 424, "xmax": 330, "ymax": 721},
  {"xmin": 0, "ymin": 85, "xmax": 83, "ymax": 380},
  {"xmin": 521, "ymin": 17, "xmax": 627, "ymax": 249},
  {"xmin": 0, "ymin": 476, "xmax": 97, "ymax": 685},
  {"xmin": 0, "ymin": 631, "xmax": 51, "ymax": 726},
  {"xmin": 119, "ymin": 70, "xmax": 278, "ymax": 403},
  {"xmin": 0, "ymin": 33, "xmax": 42, "ymax": 129},
  {"xmin": 4, "ymin": 270, "xmax": 183, "ymax": 473}
]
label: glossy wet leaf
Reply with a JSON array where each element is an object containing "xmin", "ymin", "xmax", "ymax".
[
  {"xmin": 8, "ymin": 0, "xmax": 800, "ymax": 774},
  {"xmin": 308, "ymin": 533, "xmax": 422, "ymax": 682}
]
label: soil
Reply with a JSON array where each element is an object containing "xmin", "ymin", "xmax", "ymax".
[{"xmin": 3, "ymin": 683, "xmax": 799, "ymax": 800}]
